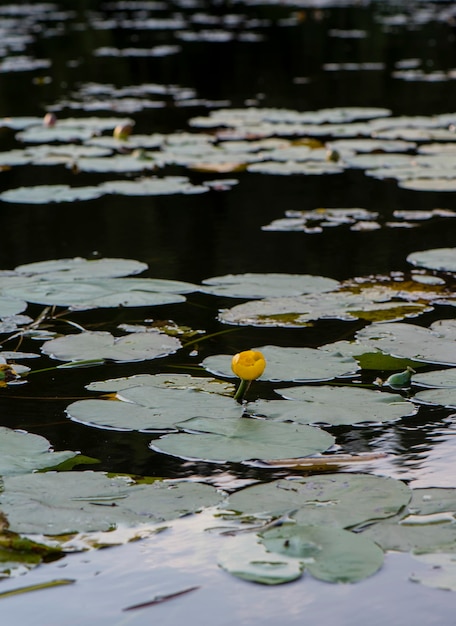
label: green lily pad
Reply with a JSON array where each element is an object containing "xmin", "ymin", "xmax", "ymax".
[
  {"xmin": 86, "ymin": 373, "xmax": 234, "ymax": 395},
  {"xmin": 15, "ymin": 257, "xmax": 148, "ymax": 279},
  {"xmin": 0, "ymin": 297, "xmax": 27, "ymax": 319},
  {"xmin": 407, "ymin": 248, "xmax": 456, "ymax": 273},
  {"xmin": 360, "ymin": 487, "xmax": 456, "ymax": 554},
  {"xmin": 200, "ymin": 273, "xmax": 339, "ymax": 298},
  {"xmin": 217, "ymin": 534, "xmax": 303, "ymax": 585},
  {"xmin": 4, "ymin": 277, "xmax": 193, "ymax": 309},
  {"xmin": 0, "ymin": 184, "xmax": 104, "ymax": 204},
  {"xmin": 152, "ymin": 417, "xmax": 335, "ymax": 463},
  {"xmin": 399, "ymin": 179, "xmax": 456, "ymax": 191},
  {"xmin": 42, "ymin": 330, "xmax": 181, "ymax": 363},
  {"xmin": 218, "ymin": 291, "xmax": 430, "ymax": 327},
  {"xmin": 248, "ymin": 385, "xmax": 417, "ymax": 426},
  {"xmin": 225, "ymin": 474, "xmax": 411, "ymax": 528},
  {"xmin": 100, "ymin": 176, "xmax": 209, "ymax": 196},
  {"xmin": 0, "ymin": 427, "xmax": 81, "ymax": 475},
  {"xmin": 261, "ymin": 524, "xmax": 384, "ymax": 583},
  {"xmin": 70, "ymin": 155, "xmax": 155, "ymax": 173},
  {"xmin": 66, "ymin": 388, "xmax": 243, "ymax": 431},
  {"xmin": 202, "ymin": 345, "xmax": 358, "ymax": 382},
  {"xmin": 356, "ymin": 320, "xmax": 456, "ymax": 365},
  {"xmin": 319, "ymin": 340, "xmax": 424, "ymax": 370},
  {"xmin": 0, "ymin": 472, "xmax": 222, "ymax": 535},
  {"xmin": 413, "ymin": 388, "xmax": 456, "ymax": 408},
  {"xmin": 247, "ymin": 160, "xmax": 344, "ymax": 175},
  {"xmin": 413, "ymin": 369, "xmax": 456, "ymax": 387}
]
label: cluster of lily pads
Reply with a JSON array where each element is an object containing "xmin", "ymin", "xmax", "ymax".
[
  {"xmin": 0, "ymin": 248, "xmax": 454, "ymax": 588},
  {"xmin": 4, "ymin": 105, "xmax": 456, "ymax": 207}
]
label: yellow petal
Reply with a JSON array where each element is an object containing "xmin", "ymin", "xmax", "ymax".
[{"xmin": 231, "ymin": 350, "xmax": 266, "ymax": 381}]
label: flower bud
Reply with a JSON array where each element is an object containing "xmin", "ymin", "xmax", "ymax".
[{"xmin": 231, "ymin": 350, "xmax": 266, "ymax": 381}]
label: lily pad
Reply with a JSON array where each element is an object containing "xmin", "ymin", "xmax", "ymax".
[
  {"xmin": 66, "ymin": 387, "xmax": 244, "ymax": 431},
  {"xmin": 225, "ymin": 474, "xmax": 411, "ymax": 528},
  {"xmin": 407, "ymin": 248, "xmax": 456, "ymax": 273},
  {"xmin": 356, "ymin": 320, "xmax": 456, "ymax": 366},
  {"xmin": 361, "ymin": 487, "xmax": 456, "ymax": 553},
  {"xmin": 0, "ymin": 472, "xmax": 222, "ymax": 535},
  {"xmin": 42, "ymin": 330, "xmax": 181, "ymax": 363},
  {"xmin": 0, "ymin": 184, "xmax": 104, "ymax": 204},
  {"xmin": 0, "ymin": 427, "xmax": 81, "ymax": 475},
  {"xmin": 4, "ymin": 278, "xmax": 192, "ymax": 309},
  {"xmin": 202, "ymin": 345, "xmax": 358, "ymax": 382},
  {"xmin": 100, "ymin": 176, "xmax": 209, "ymax": 196},
  {"xmin": 319, "ymin": 339, "xmax": 424, "ymax": 370},
  {"xmin": 413, "ymin": 369, "xmax": 456, "ymax": 387},
  {"xmin": 413, "ymin": 388, "xmax": 456, "ymax": 408},
  {"xmin": 399, "ymin": 179, "xmax": 456, "ymax": 191},
  {"xmin": 217, "ymin": 534, "xmax": 303, "ymax": 585},
  {"xmin": 218, "ymin": 291, "xmax": 430, "ymax": 327},
  {"xmin": 261, "ymin": 524, "xmax": 384, "ymax": 583},
  {"xmin": 248, "ymin": 385, "xmax": 417, "ymax": 426},
  {"xmin": 15, "ymin": 257, "xmax": 148, "ymax": 279},
  {"xmin": 152, "ymin": 417, "xmax": 335, "ymax": 462},
  {"xmin": 86, "ymin": 373, "xmax": 234, "ymax": 395},
  {"xmin": 0, "ymin": 297, "xmax": 27, "ymax": 319},
  {"xmin": 200, "ymin": 273, "xmax": 339, "ymax": 298}
]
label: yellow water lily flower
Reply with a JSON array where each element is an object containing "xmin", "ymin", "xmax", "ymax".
[{"xmin": 231, "ymin": 350, "xmax": 266, "ymax": 381}]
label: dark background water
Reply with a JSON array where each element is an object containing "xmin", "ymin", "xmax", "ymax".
[{"xmin": 0, "ymin": 1, "xmax": 456, "ymax": 622}]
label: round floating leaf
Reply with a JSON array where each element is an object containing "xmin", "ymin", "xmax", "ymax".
[
  {"xmin": 71, "ymin": 155, "xmax": 155, "ymax": 173},
  {"xmin": 202, "ymin": 345, "xmax": 358, "ymax": 382},
  {"xmin": 400, "ymin": 179, "xmax": 456, "ymax": 191},
  {"xmin": 0, "ymin": 427, "xmax": 80, "ymax": 475},
  {"xmin": 407, "ymin": 248, "xmax": 456, "ymax": 273},
  {"xmin": 15, "ymin": 257, "xmax": 148, "ymax": 279},
  {"xmin": 225, "ymin": 474, "xmax": 411, "ymax": 528},
  {"xmin": 247, "ymin": 160, "xmax": 344, "ymax": 175},
  {"xmin": 200, "ymin": 273, "xmax": 339, "ymax": 298},
  {"xmin": 218, "ymin": 291, "xmax": 429, "ymax": 327},
  {"xmin": 413, "ymin": 388, "xmax": 456, "ymax": 408},
  {"xmin": 5, "ymin": 278, "xmax": 190, "ymax": 309},
  {"xmin": 356, "ymin": 320, "xmax": 456, "ymax": 365},
  {"xmin": 152, "ymin": 417, "xmax": 335, "ymax": 463},
  {"xmin": 0, "ymin": 184, "xmax": 104, "ymax": 204},
  {"xmin": 67, "ymin": 388, "xmax": 243, "ymax": 431},
  {"xmin": 413, "ymin": 369, "xmax": 456, "ymax": 387},
  {"xmin": 319, "ymin": 340, "xmax": 424, "ymax": 370},
  {"xmin": 261, "ymin": 524, "xmax": 384, "ymax": 583},
  {"xmin": 0, "ymin": 472, "xmax": 222, "ymax": 535},
  {"xmin": 248, "ymin": 385, "xmax": 417, "ymax": 426},
  {"xmin": 218, "ymin": 534, "xmax": 303, "ymax": 585},
  {"xmin": 0, "ymin": 297, "xmax": 27, "ymax": 318},
  {"xmin": 86, "ymin": 373, "xmax": 234, "ymax": 395},
  {"xmin": 101, "ymin": 176, "xmax": 208, "ymax": 196},
  {"xmin": 42, "ymin": 330, "xmax": 181, "ymax": 363},
  {"xmin": 362, "ymin": 521, "xmax": 456, "ymax": 554}
]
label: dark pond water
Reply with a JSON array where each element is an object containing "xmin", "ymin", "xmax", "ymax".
[{"xmin": 0, "ymin": 0, "xmax": 456, "ymax": 623}]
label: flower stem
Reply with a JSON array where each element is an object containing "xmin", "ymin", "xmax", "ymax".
[{"xmin": 234, "ymin": 378, "xmax": 251, "ymax": 403}]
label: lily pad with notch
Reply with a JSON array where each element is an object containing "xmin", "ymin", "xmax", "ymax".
[
  {"xmin": 42, "ymin": 330, "xmax": 182, "ymax": 363},
  {"xmin": 200, "ymin": 273, "xmax": 339, "ymax": 299},
  {"xmin": 0, "ymin": 472, "xmax": 223, "ymax": 535},
  {"xmin": 152, "ymin": 416, "xmax": 335, "ymax": 463},
  {"xmin": 356, "ymin": 320, "xmax": 456, "ymax": 366},
  {"xmin": 248, "ymin": 385, "xmax": 417, "ymax": 426},
  {"xmin": 66, "ymin": 387, "xmax": 244, "ymax": 432},
  {"xmin": 202, "ymin": 345, "xmax": 358, "ymax": 382}
]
